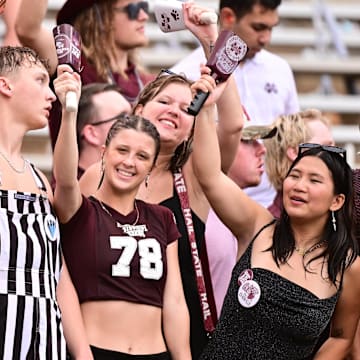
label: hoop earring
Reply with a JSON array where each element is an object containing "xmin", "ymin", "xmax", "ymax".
[
  {"xmin": 145, "ymin": 174, "xmax": 150, "ymax": 188},
  {"xmin": 332, "ymin": 211, "xmax": 337, "ymax": 232}
]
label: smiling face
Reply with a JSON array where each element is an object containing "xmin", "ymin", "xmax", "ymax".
[
  {"xmin": 283, "ymin": 156, "xmax": 340, "ymax": 223},
  {"xmin": 103, "ymin": 128, "xmax": 157, "ymax": 193},
  {"xmin": 135, "ymin": 82, "xmax": 194, "ymax": 152}
]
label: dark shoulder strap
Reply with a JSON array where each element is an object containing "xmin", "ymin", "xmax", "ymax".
[{"xmin": 252, "ymin": 219, "xmax": 277, "ymax": 242}]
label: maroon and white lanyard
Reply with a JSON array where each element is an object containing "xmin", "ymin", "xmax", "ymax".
[{"xmin": 174, "ymin": 171, "xmax": 215, "ymax": 333}]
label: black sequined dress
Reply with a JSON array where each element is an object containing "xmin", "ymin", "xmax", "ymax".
[{"xmin": 200, "ymin": 229, "xmax": 340, "ymax": 360}]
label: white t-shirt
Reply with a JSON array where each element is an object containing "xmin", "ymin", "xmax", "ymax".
[{"xmin": 172, "ymin": 47, "xmax": 300, "ymax": 207}]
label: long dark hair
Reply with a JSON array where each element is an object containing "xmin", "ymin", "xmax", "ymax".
[{"xmin": 270, "ymin": 147, "xmax": 357, "ymax": 286}]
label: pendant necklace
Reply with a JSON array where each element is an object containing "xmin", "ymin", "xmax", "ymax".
[
  {"xmin": 98, "ymin": 199, "xmax": 139, "ymax": 229},
  {"xmin": 294, "ymin": 240, "xmax": 327, "ymax": 258}
]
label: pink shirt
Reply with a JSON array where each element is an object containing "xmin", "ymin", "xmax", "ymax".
[{"xmin": 205, "ymin": 208, "xmax": 238, "ymax": 316}]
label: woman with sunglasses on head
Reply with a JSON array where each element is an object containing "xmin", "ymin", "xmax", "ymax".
[
  {"xmin": 192, "ymin": 100, "xmax": 360, "ymax": 358},
  {"xmin": 53, "ymin": 64, "xmax": 193, "ymax": 360}
]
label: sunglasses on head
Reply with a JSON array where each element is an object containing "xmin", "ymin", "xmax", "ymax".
[
  {"xmin": 91, "ymin": 111, "xmax": 128, "ymax": 127},
  {"xmin": 156, "ymin": 68, "xmax": 179, "ymax": 79},
  {"xmin": 156, "ymin": 68, "xmax": 191, "ymax": 83},
  {"xmin": 113, "ymin": 1, "xmax": 149, "ymax": 20},
  {"xmin": 298, "ymin": 143, "xmax": 347, "ymax": 161}
]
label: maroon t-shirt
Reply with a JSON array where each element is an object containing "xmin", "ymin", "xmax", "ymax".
[{"xmin": 61, "ymin": 196, "xmax": 180, "ymax": 307}]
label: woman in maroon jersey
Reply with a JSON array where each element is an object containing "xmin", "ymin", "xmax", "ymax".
[
  {"xmin": 78, "ymin": 4, "xmax": 245, "ymax": 358},
  {"xmin": 52, "ymin": 64, "xmax": 201, "ymax": 359}
]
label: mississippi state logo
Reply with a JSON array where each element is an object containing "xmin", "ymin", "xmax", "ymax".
[{"xmin": 225, "ymin": 35, "xmax": 247, "ymax": 62}]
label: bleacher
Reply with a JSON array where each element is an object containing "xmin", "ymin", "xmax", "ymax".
[{"xmin": 1, "ymin": 0, "xmax": 359, "ymax": 176}]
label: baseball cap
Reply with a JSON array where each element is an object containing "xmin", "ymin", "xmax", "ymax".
[{"xmin": 241, "ymin": 125, "xmax": 277, "ymax": 141}]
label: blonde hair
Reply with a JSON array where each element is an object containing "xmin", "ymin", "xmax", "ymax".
[
  {"xmin": 264, "ymin": 109, "xmax": 330, "ymax": 191},
  {"xmin": 73, "ymin": 0, "xmax": 140, "ymax": 81}
]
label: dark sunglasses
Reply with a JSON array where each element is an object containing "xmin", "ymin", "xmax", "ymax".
[
  {"xmin": 113, "ymin": 1, "xmax": 149, "ymax": 20},
  {"xmin": 91, "ymin": 111, "xmax": 128, "ymax": 127},
  {"xmin": 298, "ymin": 143, "xmax": 347, "ymax": 161}
]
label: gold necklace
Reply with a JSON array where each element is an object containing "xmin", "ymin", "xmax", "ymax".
[
  {"xmin": 98, "ymin": 199, "xmax": 140, "ymax": 228},
  {"xmin": 0, "ymin": 150, "xmax": 27, "ymax": 174},
  {"xmin": 294, "ymin": 240, "xmax": 327, "ymax": 257}
]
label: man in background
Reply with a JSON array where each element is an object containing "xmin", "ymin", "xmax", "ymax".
[
  {"xmin": 76, "ymin": 83, "xmax": 131, "ymax": 178},
  {"xmin": 172, "ymin": 0, "xmax": 299, "ymax": 208}
]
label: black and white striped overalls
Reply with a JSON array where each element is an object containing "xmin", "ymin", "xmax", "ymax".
[{"xmin": 0, "ymin": 164, "xmax": 66, "ymax": 359}]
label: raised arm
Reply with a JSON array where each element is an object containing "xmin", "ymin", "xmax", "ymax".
[
  {"xmin": 53, "ymin": 64, "xmax": 82, "ymax": 222},
  {"xmin": 192, "ymin": 78, "xmax": 273, "ymax": 244},
  {"xmin": 1, "ymin": 0, "xmax": 21, "ymax": 45},
  {"xmin": 15, "ymin": 0, "xmax": 58, "ymax": 75},
  {"xmin": 182, "ymin": 2, "xmax": 218, "ymax": 60},
  {"xmin": 215, "ymin": 76, "xmax": 244, "ymax": 172},
  {"xmin": 183, "ymin": 2, "xmax": 243, "ymax": 172}
]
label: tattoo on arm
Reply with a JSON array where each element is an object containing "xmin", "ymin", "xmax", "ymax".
[{"xmin": 331, "ymin": 328, "xmax": 344, "ymax": 338}]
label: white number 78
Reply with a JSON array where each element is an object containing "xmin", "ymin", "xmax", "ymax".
[{"xmin": 110, "ymin": 236, "xmax": 163, "ymax": 280}]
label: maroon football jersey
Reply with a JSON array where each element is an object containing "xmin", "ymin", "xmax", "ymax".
[{"xmin": 61, "ymin": 196, "xmax": 180, "ymax": 307}]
